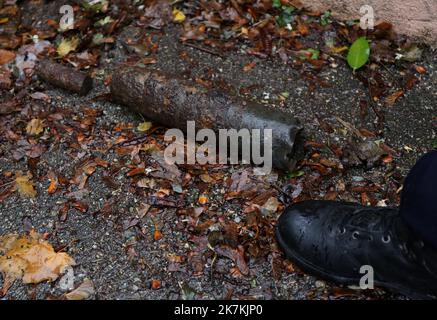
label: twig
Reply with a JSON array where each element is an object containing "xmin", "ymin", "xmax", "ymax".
[
  {"xmin": 249, "ymin": 175, "xmax": 294, "ymax": 202},
  {"xmin": 365, "ymin": 65, "xmax": 385, "ymax": 130},
  {"xmin": 183, "ymin": 42, "xmax": 224, "ymax": 58},
  {"xmin": 376, "ymin": 60, "xmax": 403, "ymax": 88},
  {"xmin": 270, "ymin": 183, "xmax": 294, "ymax": 201},
  {"xmin": 0, "ymin": 180, "xmax": 14, "ymax": 190},
  {"xmin": 330, "ymin": 52, "xmax": 347, "ymax": 61},
  {"xmin": 210, "ymin": 252, "xmax": 217, "ymax": 281},
  {"xmin": 336, "ymin": 117, "xmax": 365, "ymax": 139}
]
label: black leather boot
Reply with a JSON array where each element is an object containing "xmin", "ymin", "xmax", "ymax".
[{"xmin": 276, "ymin": 200, "xmax": 437, "ymax": 299}]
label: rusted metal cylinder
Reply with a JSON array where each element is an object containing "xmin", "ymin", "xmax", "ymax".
[
  {"xmin": 37, "ymin": 59, "xmax": 93, "ymax": 95},
  {"xmin": 110, "ymin": 66, "xmax": 304, "ymax": 171}
]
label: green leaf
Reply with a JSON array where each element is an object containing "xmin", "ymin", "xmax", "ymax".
[
  {"xmin": 286, "ymin": 170, "xmax": 305, "ymax": 179},
  {"xmin": 282, "ymin": 5, "xmax": 295, "ymax": 15},
  {"xmin": 275, "ymin": 5, "xmax": 295, "ymax": 27},
  {"xmin": 299, "ymin": 48, "xmax": 320, "ymax": 60},
  {"xmin": 347, "ymin": 37, "xmax": 370, "ymax": 71},
  {"xmin": 95, "ymin": 16, "xmax": 113, "ymax": 27},
  {"xmin": 320, "ymin": 11, "xmax": 331, "ymax": 26},
  {"xmin": 307, "ymin": 48, "xmax": 320, "ymax": 60},
  {"xmin": 137, "ymin": 121, "xmax": 152, "ymax": 132},
  {"xmin": 280, "ymin": 91, "xmax": 290, "ymax": 98},
  {"xmin": 272, "ymin": 0, "xmax": 281, "ymax": 8},
  {"xmin": 82, "ymin": 0, "xmax": 108, "ymax": 12}
]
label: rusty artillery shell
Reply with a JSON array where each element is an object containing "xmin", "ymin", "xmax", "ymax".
[
  {"xmin": 37, "ymin": 59, "xmax": 93, "ymax": 95},
  {"xmin": 110, "ymin": 67, "xmax": 304, "ymax": 171}
]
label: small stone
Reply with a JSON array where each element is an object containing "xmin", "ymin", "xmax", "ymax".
[
  {"xmin": 352, "ymin": 176, "xmax": 365, "ymax": 182},
  {"xmin": 315, "ymin": 280, "xmax": 326, "ymax": 289}
]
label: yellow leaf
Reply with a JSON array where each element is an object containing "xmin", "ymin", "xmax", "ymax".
[
  {"xmin": 172, "ymin": 8, "xmax": 186, "ymax": 23},
  {"xmin": 15, "ymin": 172, "xmax": 37, "ymax": 198},
  {"xmin": 26, "ymin": 118, "xmax": 44, "ymax": 136},
  {"xmin": 199, "ymin": 174, "xmax": 214, "ymax": 183},
  {"xmin": 137, "ymin": 121, "xmax": 152, "ymax": 132},
  {"xmin": 57, "ymin": 37, "xmax": 79, "ymax": 57},
  {"xmin": 140, "ymin": 143, "xmax": 158, "ymax": 153},
  {"xmin": 0, "ymin": 231, "xmax": 76, "ymax": 295},
  {"xmin": 330, "ymin": 46, "xmax": 349, "ymax": 54}
]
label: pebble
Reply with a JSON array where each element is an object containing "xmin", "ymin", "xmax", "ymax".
[{"xmin": 352, "ymin": 176, "xmax": 365, "ymax": 182}]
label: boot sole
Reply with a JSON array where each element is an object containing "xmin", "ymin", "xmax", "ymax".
[{"xmin": 275, "ymin": 225, "xmax": 434, "ymax": 300}]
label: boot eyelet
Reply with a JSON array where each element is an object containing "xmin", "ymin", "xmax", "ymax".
[
  {"xmin": 339, "ymin": 228, "xmax": 346, "ymax": 234},
  {"xmin": 382, "ymin": 235, "xmax": 391, "ymax": 243},
  {"xmin": 352, "ymin": 231, "xmax": 360, "ymax": 239}
]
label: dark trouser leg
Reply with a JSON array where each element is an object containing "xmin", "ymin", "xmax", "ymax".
[{"xmin": 400, "ymin": 150, "xmax": 437, "ymax": 250}]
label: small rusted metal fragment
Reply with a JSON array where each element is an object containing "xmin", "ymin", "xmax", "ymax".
[{"xmin": 37, "ymin": 59, "xmax": 93, "ymax": 95}]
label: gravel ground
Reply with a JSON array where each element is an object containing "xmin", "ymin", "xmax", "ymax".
[{"xmin": 0, "ymin": 22, "xmax": 436, "ymax": 300}]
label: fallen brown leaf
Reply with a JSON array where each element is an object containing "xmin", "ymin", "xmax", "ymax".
[
  {"xmin": 215, "ymin": 245, "xmax": 249, "ymax": 276},
  {"xmin": 198, "ymin": 194, "xmax": 208, "ymax": 205},
  {"xmin": 14, "ymin": 172, "xmax": 37, "ymax": 198},
  {"xmin": 154, "ymin": 229, "xmax": 163, "ymax": 241},
  {"xmin": 0, "ymin": 98, "xmax": 20, "ymax": 115},
  {"xmin": 0, "ymin": 66, "xmax": 12, "ymax": 89},
  {"xmin": 151, "ymin": 279, "xmax": 162, "ymax": 290},
  {"xmin": 26, "ymin": 119, "xmax": 44, "ymax": 136},
  {"xmin": 414, "ymin": 65, "xmax": 426, "ymax": 74},
  {"xmin": 47, "ymin": 178, "xmax": 58, "ymax": 194},
  {"xmin": 384, "ymin": 90, "xmax": 403, "ymax": 106},
  {"xmin": 0, "ymin": 49, "xmax": 15, "ymax": 65},
  {"xmin": 0, "ymin": 231, "xmax": 76, "ymax": 296},
  {"xmin": 243, "ymin": 61, "xmax": 256, "ymax": 72},
  {"xmin": 65, "ymin": 279, "xmax": 94, "ymax": 300}
]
